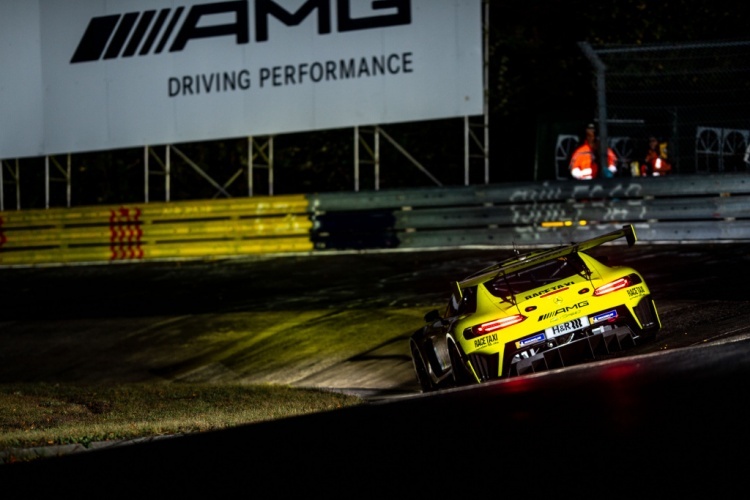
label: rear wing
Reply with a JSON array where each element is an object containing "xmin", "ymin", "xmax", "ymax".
[{"xmin": 459, "ymin": 224, "xmax": 637, "ymax": 289}]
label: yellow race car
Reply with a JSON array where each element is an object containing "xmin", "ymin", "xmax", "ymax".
[{"xmin": 409, "ymin": 224, "xmax": 661, "ymax": 391}]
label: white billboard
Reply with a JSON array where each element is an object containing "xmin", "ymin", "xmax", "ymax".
[{"xmin": 0, "ymin": 0, "xmax": 483, "ymax": 159}]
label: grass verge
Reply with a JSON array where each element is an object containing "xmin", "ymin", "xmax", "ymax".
[{"xmin": 0, "ymin": 382, "xmax": 363, "ymax": 463}]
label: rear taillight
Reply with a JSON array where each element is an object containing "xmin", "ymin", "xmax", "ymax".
[
  {"xmin": 593, "ymin": 274, "xmax": 642, "ymax": 296},
  {"xmin": 465, "ymin": 314, "xmax": 526, "ymax": 339}
]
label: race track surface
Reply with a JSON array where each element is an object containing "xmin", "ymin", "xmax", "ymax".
[
  {"xmin": 1, "ymin": 243, "xmax": 748, "ymax": 393},
  {"xmin": 2, "ymin": 243, "xmax": 750, "ymax": 494}
]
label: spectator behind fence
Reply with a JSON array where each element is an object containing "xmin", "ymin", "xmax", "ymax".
[
  {"xmin": 569, "ymin": 123, "xmax": 618, "ymax": 180},
  {"xmin": 640, "ymin": 135, "xmax": 672, "ymax": 176}
]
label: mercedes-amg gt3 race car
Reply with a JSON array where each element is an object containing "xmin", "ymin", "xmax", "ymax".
[{"xmin": 409, "ymin": 224, "xmax": 661, "ymax": 392}]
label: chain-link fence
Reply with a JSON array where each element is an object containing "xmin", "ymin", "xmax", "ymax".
[{"xmin": 554, "ymin": 40, "xmax": 750, "ymax": 180}]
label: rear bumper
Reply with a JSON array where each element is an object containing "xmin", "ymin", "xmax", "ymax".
[
  {"xmin": 508, "ymin": 325, "xmax": 637, "ymax": 377},
  {"xmin": 467, "ymin": 324, "xmax": 643, "ymax": 381},
  {"xmin": 465, "ymin": 296, "xmax": 660, "ymax": 382}
]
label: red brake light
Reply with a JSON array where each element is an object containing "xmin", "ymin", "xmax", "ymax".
[
  {"xmin": 472, "ymin": 314, "xmax": 526, "ymax": 336},
  {"xmin": 594, "ymin": 276, "xmax": 631, "ymax": 296}
]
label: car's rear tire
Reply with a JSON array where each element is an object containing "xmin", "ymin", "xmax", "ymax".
[{"xmin": 411, "ymin": 344, "xmax": 435, "ymax": 392}]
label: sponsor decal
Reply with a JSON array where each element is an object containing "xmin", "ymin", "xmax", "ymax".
[
  {"xmin": 473, "ymin": 332, "xmax": 498, "ymax": 349},
  {"xmin": 517, "ymin": 333, "xmax": 545, "ymax": 348},
  {"xmin": 69, "ymin": 0, "xmax": 415, "ymax": 98},
  {"xmin": 627, "ymin": 285, "xmax": 645, "ymax": 298},
  {"xmin": 258, "ymin": 53, "xmax": 412, "ymax": 86},
  {"xmin": 537, "ymin": 300, "xmax": 589, "ymax": 321},
  {"xmin": 547, "ymin": 317, "xmax": 584, "ymax": 336},
  {"xmin": 166, "ymin": 52, "xmax": 412, "ymax": 96},
  {"xmin": 593, "ymin": 310, "xmax": 618, "ymax": 323},
  {"xmin": 525, "ymin": 281, "xmax": 574, "ymax": 300},
  {"xmin": 168, "ymin": 70, "xmax": 251, "ymax": 96},
  {"xmin": 70, "ymin": 0, "xmax": 412, "ymax": 63}
]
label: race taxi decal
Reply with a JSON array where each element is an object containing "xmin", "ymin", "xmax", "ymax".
[
  {"xmin": 473, "ymin": 333, "xmax": 499, "ymax": 349},
  {"xmin": 627, "ymin": 285, "xmax": 645, "ymax": 298},
  {"xmin": 525, "ymin": 281, "xmax": 575, "ymax": 300}
]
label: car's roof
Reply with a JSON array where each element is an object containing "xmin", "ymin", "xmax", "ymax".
[{"xmin": 459, "ymin": 224, "xmax": 637, "ymax": 289}]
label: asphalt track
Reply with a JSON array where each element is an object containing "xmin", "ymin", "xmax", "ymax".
[
  {"xmin": 5, "ymin": 337, "xmax": 750, "ymax": 497},
  {"xmin": 2, "ymin": 243, "xmax": 750, "ymax": 495}
]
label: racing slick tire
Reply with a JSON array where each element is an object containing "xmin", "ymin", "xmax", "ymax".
[{"xmin": 410, "ymin": 343, "xmax": 435, "ymax": 393}]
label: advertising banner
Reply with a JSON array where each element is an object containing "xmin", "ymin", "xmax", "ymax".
[{"xmin": 0, "ymin": 0, "xmax": 483, "ymax": 159}]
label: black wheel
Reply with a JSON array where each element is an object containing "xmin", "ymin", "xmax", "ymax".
[
  {"xmin": 411, "ymin": 343, "xmax": 435, "ymax": 392},
  {"xmin": 448, "ymin": 341, "xmax": 474, "ymax": 387}
]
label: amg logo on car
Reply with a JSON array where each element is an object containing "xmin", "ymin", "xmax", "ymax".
[
  {"xmin": 538, "ymin": 301, "xmax": 589, "ymax": 321},
  {"xmin": 524, "ymin": 281, "xmax": 574, "ymax": 300},
  {"xmin": 70, "ymin": 0, "xmax": 412, "ymax": 64}
]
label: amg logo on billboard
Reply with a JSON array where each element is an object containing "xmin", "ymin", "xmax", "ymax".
[{"xmin": 70, "ymin": 0, "xmax": 412, "ymax": 64}]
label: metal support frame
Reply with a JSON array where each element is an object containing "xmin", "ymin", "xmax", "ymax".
[
  {"xmin": 354, "ymin": 125, "xmax": 442, "ymax": 191},
  {"xmin": 144, "ymin": 145, "xmax": 171, "ymax": 202},
  {"xmin": 465, "ymin": 115, "xmax": 489, "ymax": 185},
  {"xmin": 465, "ymin": 0, "xmax": 491, "ymax": 186},
  {"xmin": 580, "ymin": 41, "xmax": 611, "ymax": 176},
  {"xmin": 0, "ymin": 159, "xmax": 21, "ymax": 211},
  {"xmin": 379, "ymin": 126, "xmax": 442, "ymax": 187},
  {"xmin": 171, "ymin": 145, "xmax": 231, "ymax": 198},
  {"xmin": 215, "ymin": 167, "xmax": 243, "ymax": 199},
  {"xmin": 44, "ymin": 154, "xmax": 72, "ymax": 209},
  {"xmin": 354, "ymin": 125, "xmax": 380, "ymax": 191},
  {"xmin": 249, "ymin": 136, "xmax": 274, "ymax": 196},
  {"xmin": 146, "ymin": 140, "xmax": 271, "ymax": 201},
  {"xmin": 0, "ymin": 155, "xmax": 71, "ymax": 210}
]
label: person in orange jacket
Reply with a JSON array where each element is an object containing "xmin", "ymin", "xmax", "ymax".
[
  {"xmin": 569, "ymin": 123, "xmax": 618, "ymax": 180},
  {"xmin": 641, "ymin": 136, "xmax": 672, "ymax": 176}
]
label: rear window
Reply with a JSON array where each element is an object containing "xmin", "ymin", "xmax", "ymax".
[
  {"xmin": 447, "ymin": 285, "xmax": 477, "ymax": 316},
  {"xmin": 486, "ymin": 254, "xmax": 587, "ymax": 298}
]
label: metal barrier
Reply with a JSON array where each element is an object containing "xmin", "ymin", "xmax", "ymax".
[
  {"xmin": 310, "ymin": 173, "xmax": 750, "ymax": 249},
  {"xmin": 0, "ymin": 196, "xmax": 313, "ymax": 266},
  {"xmin": 2, "ymin": 173, "xmax": 750, "ymax": 266}
]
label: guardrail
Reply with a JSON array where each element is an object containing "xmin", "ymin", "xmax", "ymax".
[
  {"xmin": 0, "ymin": 196, "xmax": 313, "ymax": 266},
  {"xmin": 2, "ymin": 173, "xmax": 750, "ymax": 266},
  {"xmin": 309, "ymin": 173, "xmax": 750, "ymax": 249}
]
